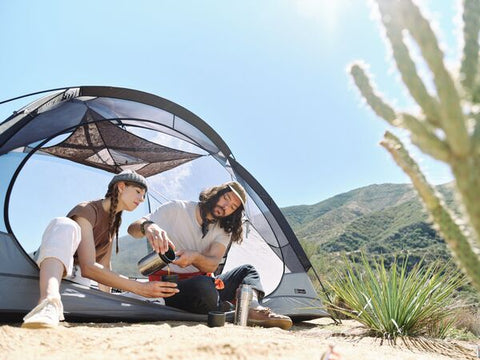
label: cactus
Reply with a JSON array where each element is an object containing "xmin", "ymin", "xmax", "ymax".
[{"xmin": 349, "ymin": 0, "xmax": 480, "ymax": 290}]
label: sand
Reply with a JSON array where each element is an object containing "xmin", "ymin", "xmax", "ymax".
[{"xmin": 0, "ymin": 318, "xmax": 478, "ymax": 360}]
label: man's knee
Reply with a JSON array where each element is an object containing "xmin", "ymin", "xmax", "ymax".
[
  {"xmin": 233, "ymin": 264, "xmax": 258, "ymax": 277},
  {"xmin": 171, "ymin": 276, "xmax": 218, "ymax": 313},
  {"xmin": 189, "ymin": 276, "xmax": 218, "ymax": 311},
  {"xmin": 241, "ymin": 264, "xmax": 257, "ymax": 273}
]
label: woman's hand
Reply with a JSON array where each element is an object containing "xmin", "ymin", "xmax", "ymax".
[
  {"xmin": 136, "ymin": 281, "xmax": 179, "ymax": 298},
  {"xmin": 144, "ymin": 223, "xmax": 176, "ymax": 254}
]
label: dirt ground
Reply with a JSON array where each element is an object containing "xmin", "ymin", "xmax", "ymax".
[{"xmin": 1, "ymin": 318, "xmax": 478, "ymax": 360}]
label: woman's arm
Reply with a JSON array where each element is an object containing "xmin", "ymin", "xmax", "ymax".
[
  {"xmin": 74, "ymin": 217, "xmax": 179, "ymax": 298},
  {"xmin": 97, "ymin": 244, "xmax": 112, "ymax": 293}
]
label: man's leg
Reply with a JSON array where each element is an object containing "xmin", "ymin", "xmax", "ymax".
[
  {"xmin": 217, "ymin": 265, "xmax": 292, "ymax": 330},
  {"xmin": 217, "ymin": 264, "xmax": 264, "ymax": 303},
  {"xmin": 165, "ymin": 275, "xmax": 219, "ymax": 314}
]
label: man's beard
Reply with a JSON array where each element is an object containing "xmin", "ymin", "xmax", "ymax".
[
  {"xmin": 204, "ymin": 193, "xmax": 226, "ymax": 221},
  {"xmin": 210, "ymin": 205, "xmax": 224, "ymax": 219}
]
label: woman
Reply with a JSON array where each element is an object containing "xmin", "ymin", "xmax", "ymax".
[{"xmin": 22, "ymin": 170, "xmax": 179, "ymax": 329}]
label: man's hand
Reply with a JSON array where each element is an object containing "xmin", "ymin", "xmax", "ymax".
[
  {"xmin": 136, "ymin": 281, "xmax": 179, "ymax": 298},
  {"xmin": 173, "ymin": 249, "xmax": 198, "ymax": 268},
  {"xmin": 144, "ymin": 223, "xmax": 176, "ymax": 254}
]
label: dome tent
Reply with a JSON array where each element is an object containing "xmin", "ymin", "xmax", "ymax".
[{"xmin": 0, "ymin": 86, "xmax": 329, "ymax": 322}]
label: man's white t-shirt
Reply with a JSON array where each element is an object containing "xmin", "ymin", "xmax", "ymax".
[{"xmin": 146, "ymin": 200, "xmax": 231, "ymax": 273}]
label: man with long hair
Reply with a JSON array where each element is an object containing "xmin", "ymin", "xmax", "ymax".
[{"xmin": 128, "ymin": 181, "xmax": 292, "ymax": 330}]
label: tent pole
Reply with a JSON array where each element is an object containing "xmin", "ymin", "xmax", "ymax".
[
  {"xmin": 0, "ymin": 87, "xmax": 70, "ymax": 105},
  {"xmin": 310, "ymin": 265, "xmax": 341, "ymax": 325}
]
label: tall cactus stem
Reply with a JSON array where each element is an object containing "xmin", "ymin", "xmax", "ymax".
[
  {"xmin": 381, "ymin": 132, "xmax": 480, "ymax": 290},
  {"xmin": 349, "ymin": 63, "xmax": 397, "ymax": 125},
  {"xmin": 378, "ymin": 0, "xmax": 471, "ymax": 157},
  {"xmin": 450, "ymin": 158, "xmax": 480, "ymax": 249},
  {"xmin": 400, "ymin": 113, "xmax": 451, "ymax": 162},
  {"xmin": 375, "ymin": 0, "xmax": 442, "ymax": 128},
  {"xmin": 461, "ymin": 0, "xmax": 480, "ymax": 94},
  {"xmin": 473, "ymin": 116, "xmax": 480, "ymax": 154}
]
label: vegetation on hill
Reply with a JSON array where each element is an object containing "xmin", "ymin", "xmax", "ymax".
[
  {"xmin": 282, "ymin": 183, "xmax": 417, "ymax": 243},
  {"xmin": 283, "ymin": 183, "xmax": 456, "ymax": 281},
  {"xmin": 284, "ymin": 183, "xmax": 446, "ymax": 246}
]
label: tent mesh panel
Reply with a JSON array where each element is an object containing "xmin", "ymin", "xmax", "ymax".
[{"xmin": 42, "ymin": 110, "xmax": 202, "ymax": 176}]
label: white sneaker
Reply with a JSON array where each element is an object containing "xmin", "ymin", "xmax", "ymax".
[{"xmin": 22, "ymin": 297, "xmax": 65, "ymax": 329}]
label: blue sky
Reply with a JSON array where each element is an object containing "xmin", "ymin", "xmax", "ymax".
[{"xmin": 0, "ymin": 0, "xmax": 458, "ymax": 208}]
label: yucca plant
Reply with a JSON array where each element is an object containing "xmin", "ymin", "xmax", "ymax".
[{"xmin": 327, "ymin": 254, "xmax": 465, "ymax": 341}]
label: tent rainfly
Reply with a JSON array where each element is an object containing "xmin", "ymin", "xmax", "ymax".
[{"xmin": 0, "ymin": 86, "xmax": 330, "ymax": 323}]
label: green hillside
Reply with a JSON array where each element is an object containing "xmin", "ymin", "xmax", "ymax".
[
  {"xmin": 282, "ymin": 183, "xmax": 457, "ymax": 275},
  {"xmin": 282, "ymin": 183, "xmax": 418, "ymax": 243}
]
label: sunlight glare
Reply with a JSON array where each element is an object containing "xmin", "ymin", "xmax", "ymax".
[{"xmin": 294, "ymin": 0, "xmax": 345, "ymax": 33}]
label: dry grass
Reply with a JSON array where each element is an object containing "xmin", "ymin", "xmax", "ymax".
[{"xmin": 454, "ymin": 306, "xmax": 480, "ymax": 337}]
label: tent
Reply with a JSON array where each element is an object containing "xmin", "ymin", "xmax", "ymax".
[{"xmin": 0, "ymin": 86, "xmax": 330, "ymax": 323}]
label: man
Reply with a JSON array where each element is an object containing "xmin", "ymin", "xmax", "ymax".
[{"xmin": 128, "ymin": 181, "xmax": 292, "ymax": 330}]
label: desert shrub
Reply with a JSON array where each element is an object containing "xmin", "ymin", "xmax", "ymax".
[
  {"xmin": 327, "ymin": 254, "xmax": 465, "ymax": 341},
  {"xmin": 453, "ymin": 306, "xmax": 480, "ymax": 338}
]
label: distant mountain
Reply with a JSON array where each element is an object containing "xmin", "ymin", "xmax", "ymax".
[
  {"xmin": 281, "ymin": 183, "xmax": 457, "ymax": 271},
  {"xmin": 282, "ymin": 183, "xmax": 418, "ymax": 243}
]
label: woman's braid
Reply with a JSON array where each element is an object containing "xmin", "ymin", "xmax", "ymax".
[{"xmin": 105, "ymin": 184, "xmax": 122, "ymax": 253}]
